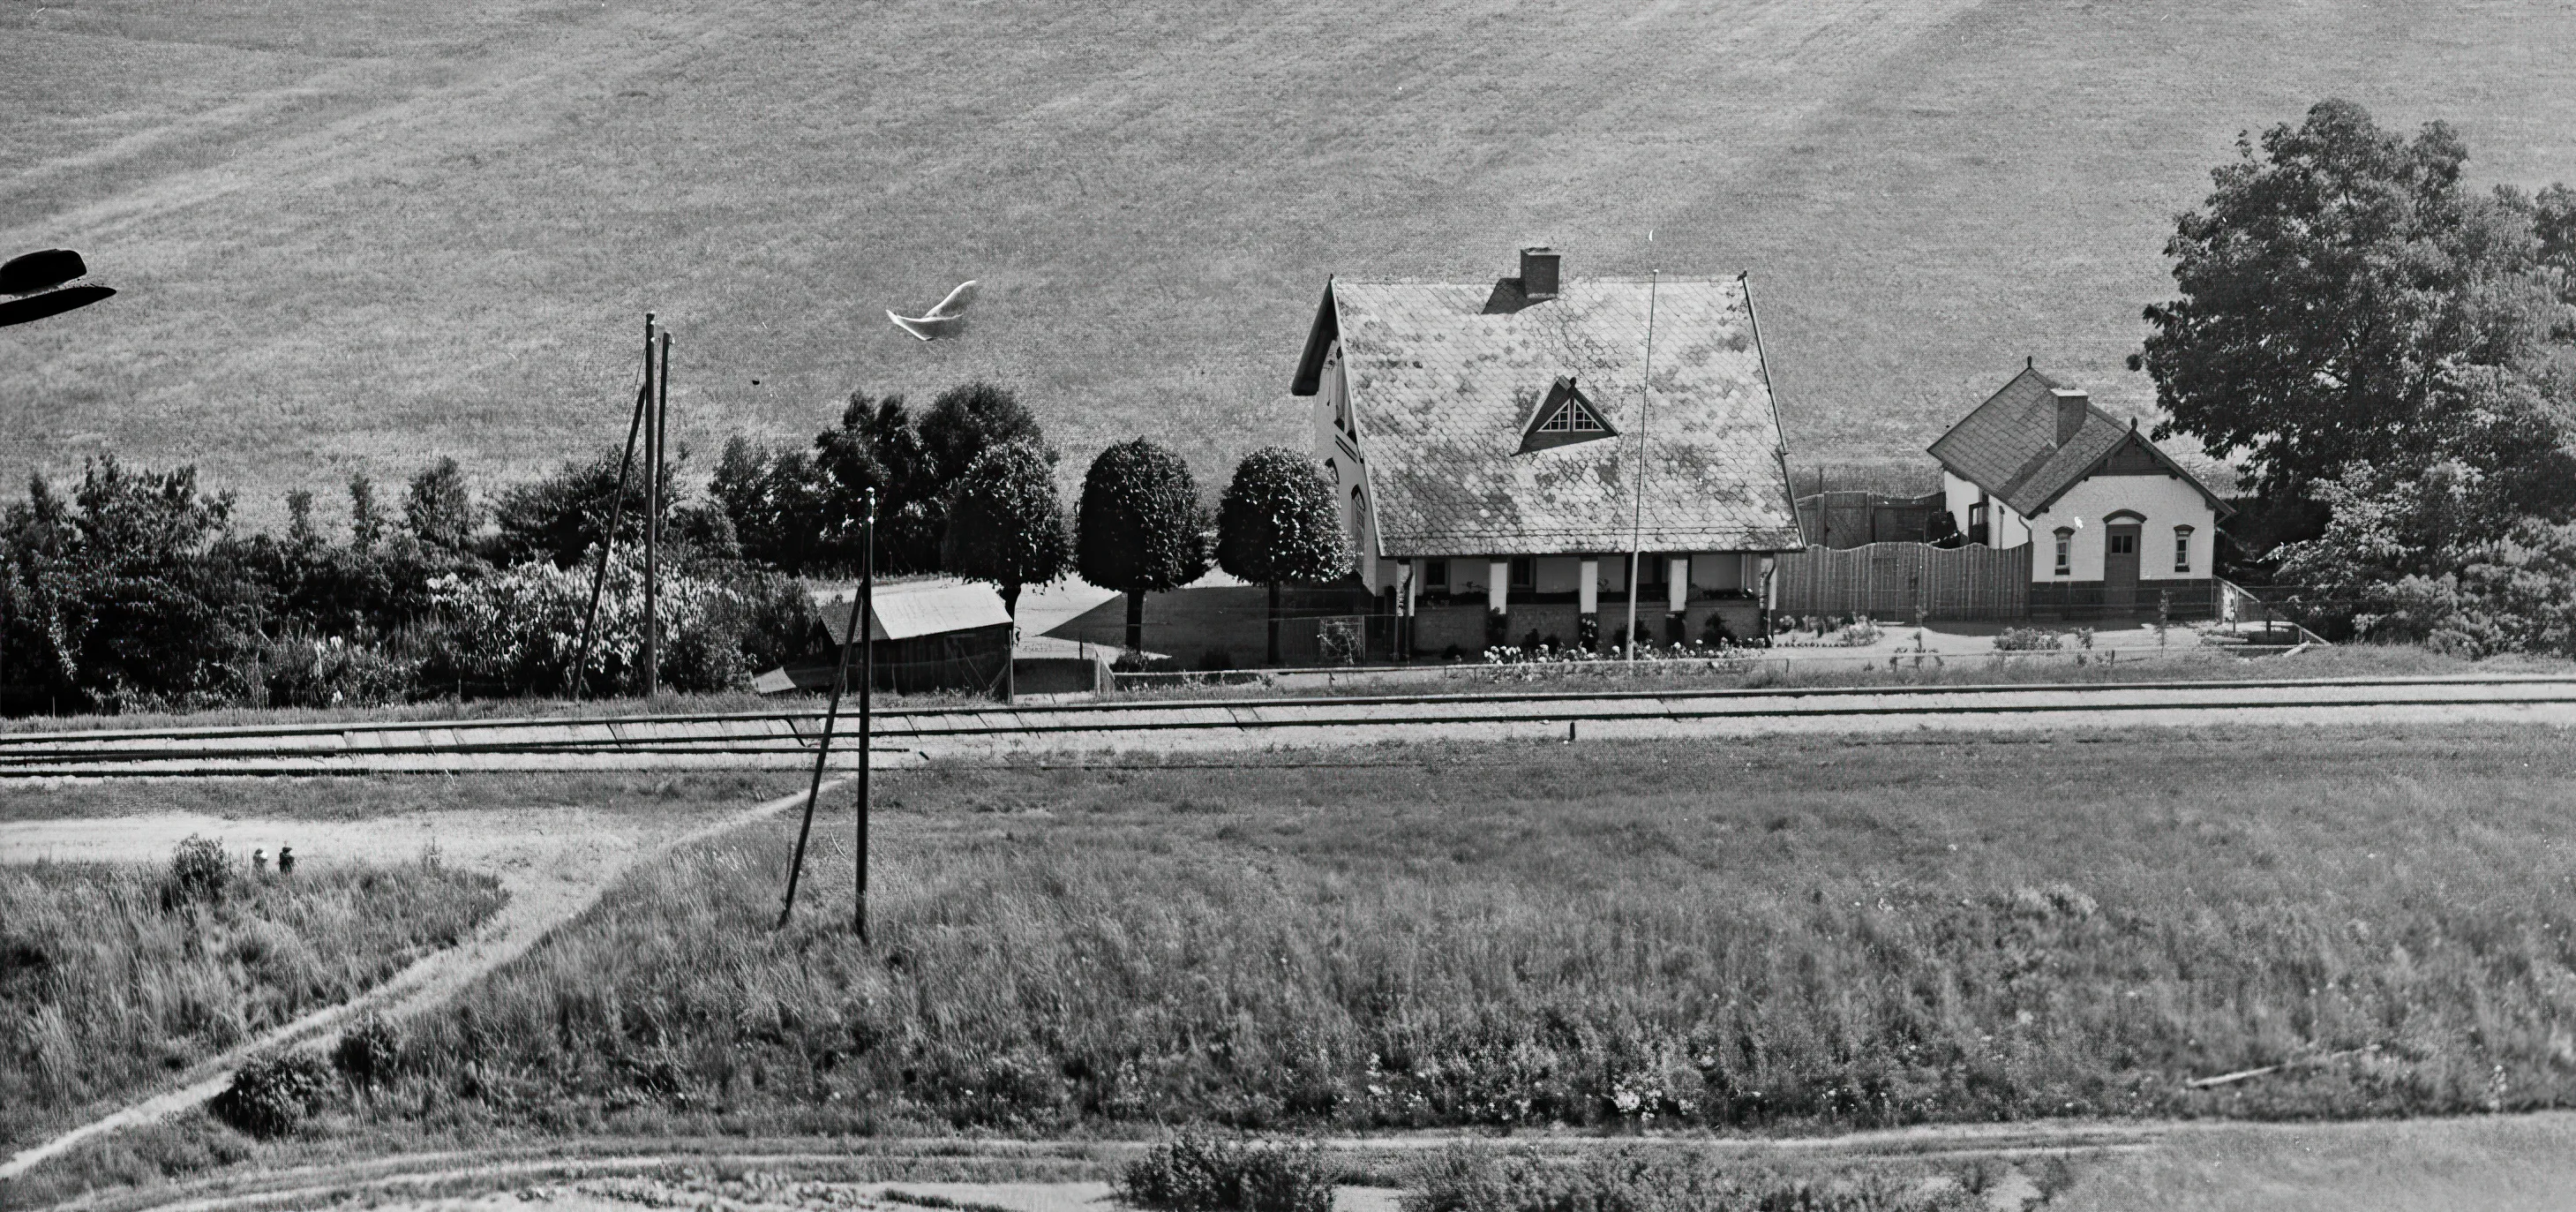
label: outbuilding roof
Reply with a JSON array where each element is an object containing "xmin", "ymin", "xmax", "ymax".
[
  {"xmin": 813, "ymin": 577, "xmax": 1012, "ymax": 644},
  {"xmin": 1927, "ymin": 366, "xmax": 2232, "ymax": 518},
  {"xmin": 1290, "ymin": 274, "xmax": 1801, "ymax": 556}
]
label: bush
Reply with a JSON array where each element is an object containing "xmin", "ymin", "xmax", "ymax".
[
  {"xmin": 211, "ymin": 1049, "xmax": 334, "ymax": 1138},
  {"xmin": 1113, "ymin": 650, "xmax": 1183, "ymax": 674},
  {"xmin": 259, "ymin": 632, "xmax": 422, "ymax": 708},
  {"xmin": 1401, "ymin": 1145, "xmax": 1978, "ymax": 1212},
  {"xmin": 1196, "ymin": 649, "xmax": 1235, "ymax": 673},
  {"xmin": 1991, "ymin": 627, "xmax": 2062, "ymax": 651},
  {"xmin": 333, "ymin": 1012, "xmax": 403, "ymax": 1088},
  {"xmin": 1114, "ymin": 1129, "xmax": 1333, "ymax": 1212},
  {"xmin": 165, "ymin": 835, "xmax": 229, "ymax": 907}
]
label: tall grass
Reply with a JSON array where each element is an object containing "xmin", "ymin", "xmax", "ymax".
[
  {"xmin": 327, "ymin": 724, "xmax": 2576, "ymax": 1140},
  {"xmin": 0, "ymin": 847, "xmax": 506, "ymax": 1148}
]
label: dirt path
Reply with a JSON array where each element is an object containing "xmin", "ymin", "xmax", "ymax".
[
  {"xmin": 76, "ymin": 1111, "xmax": 2576, "ymax": 1212},
  {"xmin": 0, "ymin": 780, "xmax": 848, "ymax": 1182}
]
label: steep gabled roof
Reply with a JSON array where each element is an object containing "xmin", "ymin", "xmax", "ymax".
[
  {"xmin": 1289, "ymin": 275, "xmax": 1801, "ymax": 555},
  {"xmin": 1927, "ymin": 367, "xmax": 2232, "ymax": 518}
]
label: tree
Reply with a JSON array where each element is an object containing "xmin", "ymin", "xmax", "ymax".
[
  {"xmin": 711, "ymin": 436, "xmax": 835, "ymax": 574},
  {"xmin": 1214, "ymin": 447, "xmax": 1350, "ymax": 665},
  {"xmin": 920, "ymin": 380, "xmax": 1048, "ymax": 484},
  {"xmin": 815, "ymin": 391, "xmax": 941, "ymax": 572},
  {"xmin": 488, "ymin": 448, "xmax": 674, "ymax": 568},
  {"xmin": 404, "ymin": 457, "xmax": 478, "ymax": 552},
  {"xmin": 348, "ymin": 474, "xmax": 386, "ymax": 552},
  {"xmin": 2132, "ymin": 99, "xmax": 2572, "ymax": 501},
  {"xmin": 943, "ymin": 440, "xmax": 1071, "ymax": 616},
  {"xmin": 0, "ymin": 456, "xmax": 259, "ymax": 711},
  {"xmin": 1077, "ymin": 438, "xmax": 1210, "ymax": 653}
]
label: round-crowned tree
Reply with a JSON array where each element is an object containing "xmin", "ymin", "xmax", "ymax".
[
  {"xmin": 1077, "ymin": 439, "xmax": 1210, "ymax": 654},
  {"xmin": 1215, "ymin": 448, "xmax": 1351, "ymax": 666},
  {"xmin": 943, "ymin": 440, "xmax": 1071, "ymax": 617}
]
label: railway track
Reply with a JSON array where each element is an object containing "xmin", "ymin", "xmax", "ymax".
[{"xmin": 0, "ymin": 674, "xmax": 2572, "ymax": 774}]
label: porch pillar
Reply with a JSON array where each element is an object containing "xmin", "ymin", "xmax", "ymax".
[
  {"xmin": 1666, "ymin": 555, "xmax": 1691, "ymax": 644},
  {"xmin": 1399, "ymin": 559, "xmax": 1417, "ymax": 659},
  {"xmin": 1487, "ymin": 558, "xmax": 1511, "ymax": 648},
  {"xmin": 1577, "ymin": 557, "xmax": 1601, "ymax": 651}
]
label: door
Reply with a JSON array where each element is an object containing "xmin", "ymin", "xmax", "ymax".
[{"xmin": 2103, "ymin": 523, "xmax": 2141, "ymax": 612}]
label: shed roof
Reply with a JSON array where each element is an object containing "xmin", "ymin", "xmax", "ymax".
[
  {"xmin": 813, "ymin": 577, "xmax": 1012, "ymax": 644},
  {"xmin": 1290, "ymin": 275, "xmax": 1801, "ymax": 556},
  {"xmin": 1927, "ymin": 366, "xmax": 2231, "ymax": 517}
]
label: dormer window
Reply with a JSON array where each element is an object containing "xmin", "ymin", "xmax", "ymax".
[
  {"xmin": 1519, "ymin": 376, "xmax": 1618, "ymax": 453},
  {"xmin": 1539, "ymin": 399, "xmax": 1607, "ymax": 433}
]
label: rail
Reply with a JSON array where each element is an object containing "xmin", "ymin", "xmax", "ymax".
[{"xmin": 0, "ymin": 674, "xmax": 2569, "ymax": 772}]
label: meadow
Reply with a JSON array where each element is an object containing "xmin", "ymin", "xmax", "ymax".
[
  {"xmin": 8, "ymin": 1, "xmax": 2576, "ymax": 519},
  {"xmin": 0, "ymin": 847, "xmax": 506, "ymax": 1150},
  {"xmin": 173, "ymin": 721, "xmax": 2576, "ymax": 1153}
]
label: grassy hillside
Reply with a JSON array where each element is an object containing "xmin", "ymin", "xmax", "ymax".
[
  {"xmin": 107, "ymin": 723, "xmax": 2576, "ymax": 1149},
  {"xmin": 5, "ymin": 0, "xmax": 2573, "ymax": 522}
]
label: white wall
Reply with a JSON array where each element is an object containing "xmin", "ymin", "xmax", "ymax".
[
  {"xmin": 2025, "ymin": 474, "xmax": 2217, "ymax": 583},
  {"xmin": 1941, "ymin": 470, "xmax": 2030, "ymax": 547},
  {"xmin": 1311, "ymin": 342, "xmax": 1386, "ymax": 589}
]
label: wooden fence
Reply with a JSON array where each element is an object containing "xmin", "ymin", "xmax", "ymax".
[{"xmin": 1773, "ymin": 542, "xmax": 2031, "ymax": 621}]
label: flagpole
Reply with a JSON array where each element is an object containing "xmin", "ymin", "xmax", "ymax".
[{"xmin": 1623, "ymin": 264, "xmax": 1661, "ymax": 659}]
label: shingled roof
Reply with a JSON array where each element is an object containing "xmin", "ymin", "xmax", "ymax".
[
  {"xmin": 1927, "ymin": 366, "xmax": 2231, "ymax": 517},
  {"xmin": 1289, "ymin": 272, "xmax": 1800, "ymax": 556}
]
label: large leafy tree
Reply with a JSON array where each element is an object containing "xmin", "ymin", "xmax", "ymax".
[
  {"xmin": 943, "ymin": 440, "xmax": 1070, "ymax": 616},
  {"xmin": 1077, "ymin": 438, "xmax": 1210, "ymax": 653},
  {"xmin": 920, "ymin": 381, "xmax": 1048, "ymax": 485},
  {"xmin": 711, "ymin": 436, "xmax": 837, "ymax": 574},
  {"xmin": 488, "ymin": 448, "xmax": 666, "ymax": 568},
  {"xmin": 2132, "ymin": 99, "xmax": 2574, "ymax": 503},
  {"xmin": 1214, "ymin": 447, "xmax": 1350, "ymax": 665},
  {"xmin": 0, "ymin": 456, "xmax": 261, "ymax": 710}
]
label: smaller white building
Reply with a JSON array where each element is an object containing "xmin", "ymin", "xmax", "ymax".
[{"xmin": 1927, "ymin": 365, "xmax": 2232, "ymax": 617}]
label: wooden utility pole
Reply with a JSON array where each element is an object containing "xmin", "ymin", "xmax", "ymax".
[
  {"xmin": 643, "ymin": 327, "xmax": 668, "ymax": 697},
  {"xmin": 570, "ymin": 322, "xmax": 654, "ymax": 700},
  {"xmin": 855, "ymin": 490, "xmax": 875, "ymax": 941},
  {"xmin": 778, "ymin": 489, "xmax": 875, "ymax": 934}
]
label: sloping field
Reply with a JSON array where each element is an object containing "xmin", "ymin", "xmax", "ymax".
[{"xmin": 5, "ymin": 0, "xmax": 2573, "ymax": 518}]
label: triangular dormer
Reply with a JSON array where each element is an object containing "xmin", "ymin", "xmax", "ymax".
[{"xmin": 1518, "ymin": 376, "xmax": 1618, "ymax": 454}]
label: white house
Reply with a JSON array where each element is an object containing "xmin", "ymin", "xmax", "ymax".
[
  {"xmin": 1926, "ymin": 364, "xmax": 2232, "ymax": 617},
  {"xmin": 1288, "ymin": 247, "xmax": 1803, "ymax": 651}
]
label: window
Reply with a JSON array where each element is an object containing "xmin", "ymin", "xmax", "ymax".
[
  {"xmin": 1424, "ymin": 559, "xmax": 1448, "ymax": 591},
  {"xmin": 2174, "ymin": 525, "xmax": 2194, "ymax": 573},
  {"xmin": 1537, "ymin": 399, "xmax": 1609, "ymax": 433},
  {"xmin": 1509, "ymin": 557, "xmax": 1536, "ymax": 591},
  {"xmin": 2053, "ymin": 528, "xmax": 2073, "ymax": 576},
  {"xmin": 2107, "ymin": 532, "xmax": 2136, "ymax": 556}
]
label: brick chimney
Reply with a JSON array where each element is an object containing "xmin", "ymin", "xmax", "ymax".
[
  {"xmin": 2051, "ymin": 388, "xmax": 2090, "ymax": 448},
  {"xmin": 1518, "ymin": 246, "xmax": 1560, "ymax": 301}
]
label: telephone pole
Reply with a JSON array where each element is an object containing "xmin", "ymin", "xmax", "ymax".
[{"xmin": 643, "ymin": 327, "xmax": 669, "ymax": 697}]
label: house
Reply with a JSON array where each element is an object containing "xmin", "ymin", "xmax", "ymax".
[
  {"xmin": 1926, "ymin": 363, "xmax": 2233, "ymax": 617},
  {"xmin": 754, "ymin": 576, "xmax": 1015, "ymax": 696},
  {"xmin": 1289, "ymin": 247, "xmax": 1802, "ymax": 652}
]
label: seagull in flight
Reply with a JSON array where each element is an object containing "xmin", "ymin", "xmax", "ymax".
[{"xmin": 888, "ymin": 280, "xmax": 977, "ymax": 341}]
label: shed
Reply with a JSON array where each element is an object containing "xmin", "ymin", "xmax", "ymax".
[{"xmin": 756, "ymin": 577, "xmax": 1014, "ymax": 696}]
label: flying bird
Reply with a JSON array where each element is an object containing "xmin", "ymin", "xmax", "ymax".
[{"xmin": 887, "ymin": 280, "xmax": 977, "ymax": 341}]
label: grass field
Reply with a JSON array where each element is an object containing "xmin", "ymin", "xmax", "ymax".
[
  {"xmin": 0, "ymin": 848, "xmax": 505, "ymax": 1151},
  {"xmin": 7, "ymin": 2, "xmax": 2575, "ymax": 521},
  {"xmin": 107, "ymin": 722, "xmax": 2569, "ymax": 1156}
]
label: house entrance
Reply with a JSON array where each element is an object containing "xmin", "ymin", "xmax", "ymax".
[{"xmin": 2103, "ymin": 520, "xmax": 2141, "ymax": 611}]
